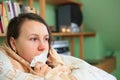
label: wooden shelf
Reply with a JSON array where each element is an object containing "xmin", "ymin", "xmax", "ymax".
[
  {"xmin": 52, "ymin": 32, "xmax": 96, "ymax": 37},
  {"xmin": 0, "ymin": 32, "xmax": 96, "ymax": 37},
  {"xmin": 52, "ymin": 32, "xmax": 96, "ymax": 59},
  {"xmin": 0, "ymin": 33, "xmax": 6, "ymax": 37},
  {"xmin": 46, "ymin": 0, "xmax": 82, "ymax": 6}
]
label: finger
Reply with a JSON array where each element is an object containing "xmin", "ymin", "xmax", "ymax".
[
  {"xmin": 40, "ymin": 64, "xmax": 51, "ymax": 73},
  {"xmin": 34, "ymin": 62, "xmax": 44, "ymax": 72},
  {"xmin": 34, "ymin": 62, "xmax": 51, "ymax": 73}
]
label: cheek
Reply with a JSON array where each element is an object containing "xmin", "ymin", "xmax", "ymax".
[
  {"xmin": 17, "ymin": 44, "xmax": 37, "ymax": 62},
  {"xmin": 45, "ymin": 43, "xmax": 49, "ymax": 50}
]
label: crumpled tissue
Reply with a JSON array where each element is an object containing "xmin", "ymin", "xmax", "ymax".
[{"xmin": 30, "ymin": 50, "xmax": 48, "ymax": 67}]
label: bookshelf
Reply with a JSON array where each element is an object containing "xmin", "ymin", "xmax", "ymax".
[{"xmin": 0, "ymin": 0, "xmax": 96, "ymax": 59}]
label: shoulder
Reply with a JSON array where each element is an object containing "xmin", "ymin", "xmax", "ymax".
[
  {"xmin": 60, "ymin": 54, "xmax": 90, "ymax": 68},
  {"xmin": 0, "ymin": 49, "xmax": 9, "ymax": 61},
  {"xmin": 0, "ymin": 47, "xmax": 9, "ymax": 60},
  {"xmin": 0, "ymin": 49, "xmax": 13, "ymax": 69}
]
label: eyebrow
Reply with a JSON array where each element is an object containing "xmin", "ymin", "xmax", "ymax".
[{"xmin": 28, "ymin": 33, "xmax": 49, "ymax": 37}]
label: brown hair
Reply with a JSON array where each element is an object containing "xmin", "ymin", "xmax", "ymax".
[{"xmin": 6, "ymin": 13, "xmax": 52, "ymax": 50}]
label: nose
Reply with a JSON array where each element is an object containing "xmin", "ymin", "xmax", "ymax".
[{"xmin": 38, "ymin": 41, "xmax": 45, "ymax": 51}]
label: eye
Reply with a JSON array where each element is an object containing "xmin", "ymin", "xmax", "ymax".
[
  {"xmin": 45, "ymin": 37, "xmax": 49, "ymax": 41},
  {"xmin": 44, "ymin": 35, "xmax": 49, "ymax": 41},
  {"xmin": 30, "ymin": 37, "xmax": 38, "ymax": 41}
]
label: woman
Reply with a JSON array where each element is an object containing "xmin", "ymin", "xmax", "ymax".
[{"xmin": 0, "ymin": 13, "xmax": 116, "ymax": 80}]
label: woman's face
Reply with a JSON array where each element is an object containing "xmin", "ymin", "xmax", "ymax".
[{"xmin": 10, "ymin": 20, "xmax": 49, "ymax": 62}]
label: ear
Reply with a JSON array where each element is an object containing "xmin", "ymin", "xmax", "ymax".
[{"xmin": 10, "ymin": 37, "xmax": 17, "ymax": 52}]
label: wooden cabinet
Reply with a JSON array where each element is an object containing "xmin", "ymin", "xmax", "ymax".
[{"xmin": 95, "ymin": 56, "xmax": 116, "ymax": 73}]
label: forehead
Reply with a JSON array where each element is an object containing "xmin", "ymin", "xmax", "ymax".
[{"xmin": 19, "ymin": 20, "xmax": 48, "ymax": 35}]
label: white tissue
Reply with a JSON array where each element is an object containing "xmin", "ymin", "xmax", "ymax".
[{"xmin": 30, "ymin": 50, "xmax": 48, "ymax": 67}]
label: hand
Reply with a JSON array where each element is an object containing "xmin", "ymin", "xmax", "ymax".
[
  {"xmin": 45, "ymin": 65, "xmax": 77, "ymax": 80},
  {"xmin": 34, "ymin": 62, "xmax": 51, "ymax": 77}
]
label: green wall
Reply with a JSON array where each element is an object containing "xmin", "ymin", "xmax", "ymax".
[{"xmin": 77, "ymin": 0, "xmax": 120, "ymax": 79}]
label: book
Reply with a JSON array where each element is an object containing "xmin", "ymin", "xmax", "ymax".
[
  {"xmin": 13, "ymin": 2, "xmax": 21, "ymax": 16},
  {"xmin": 1, "ymin": 2, "xmax": 9, "ymax": 33},
  {"xmin": 3, "ymin": 1, "xmax": 14, "ymax": 20},
  {"xmin": 0, "ymin": 16, "xmax": 4, "ymax": 33}
]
